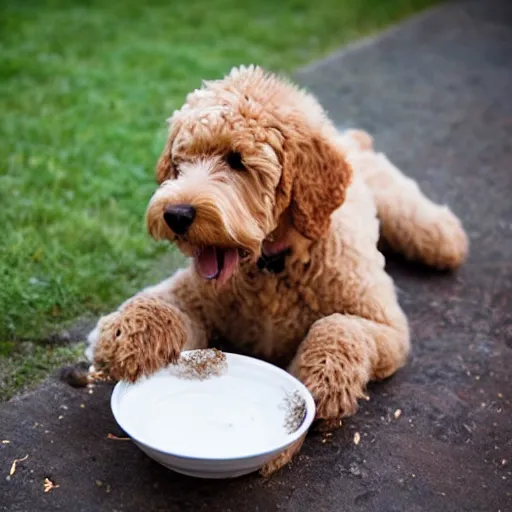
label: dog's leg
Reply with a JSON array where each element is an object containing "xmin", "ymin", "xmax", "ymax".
[
  {"xmin": 260, "ymin": 310, "xmax": 409, "ymax": 476},
  {"xmin": 291, "ymin": 312, "xmax": 409, "ymax": 425},
  {"xmin": 88, "ymin": 269, "xmax": 210, "ymax": 382},
  {"xmin": 339, "ymin": 130, "xmax": 468, "ymax": 270}
]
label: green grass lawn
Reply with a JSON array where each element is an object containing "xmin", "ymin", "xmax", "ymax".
[{"xmin": 0, "ymin": 0, "xmax": 438, "ymax": 397}]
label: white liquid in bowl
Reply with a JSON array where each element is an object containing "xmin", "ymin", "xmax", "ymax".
[{"xmin": 113, "ymin": 353, "xmax": 310, "ymax": 460}]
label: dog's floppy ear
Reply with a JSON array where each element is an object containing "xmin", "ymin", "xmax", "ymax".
[
  {"xmin": 156, "ymin": 118, "xmax": 182, "ymax": 185},
  {"xmin": 280, "ymin": 130, "xmax": 352, "ymax": 240},
  {"xmin": 155, "ymin": 137, "xmax": 174, "ymax": 185}
]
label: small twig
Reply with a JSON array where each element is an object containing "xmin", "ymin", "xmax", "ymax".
[
  {"xmin": 107, "ymin": 433, "xmax": 130, "ymax": 441},
  {"xmin": 9, "ymin": 454, "xmax": 29, "ymax": 477}
]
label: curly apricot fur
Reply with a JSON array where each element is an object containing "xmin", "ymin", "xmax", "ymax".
[{"xmin": 87, "ymin": 66, "xmax": 468, "ymax": 476}]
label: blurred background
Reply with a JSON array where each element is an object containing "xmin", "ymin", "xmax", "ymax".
[{"xmin": 0, "ymin": 0, "xmax": 438, "ymax": 398}]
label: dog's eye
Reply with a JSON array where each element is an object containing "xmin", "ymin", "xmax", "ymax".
[{"xmin": 225, "ymin": 151, "xmax": 245, "ymax": 171}]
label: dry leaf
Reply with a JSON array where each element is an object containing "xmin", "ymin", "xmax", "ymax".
[
  {"xmin": 9, "ymin": 454, "xmax": 29, "ymax": 476},
  {"xmin": 107, "ymin": 433, "xmax": 130, "ymax": 441},
  {"xmin": 353, "ymin": 432, "xmax": 361, "ymax": 445},
  {"xmin": 394, "ymin": 409, "xmax": 402, "ymax": 419},
  {"xmin": 2, "ymin": 440, "xmax": 10, "ymax": 444},
  {"xmin": 43, "ymin": 477, "xmax": 59, "ymax": 493}
]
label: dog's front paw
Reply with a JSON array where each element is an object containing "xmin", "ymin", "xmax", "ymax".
[
  {"xmin": 289, "ymin": 338, "xmax": 369, "ymax": 423},
  {"xmin": 93, "ymin": 296, "xmax": 189, "ymax": 382}
]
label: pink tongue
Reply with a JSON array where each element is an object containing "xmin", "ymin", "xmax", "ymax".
[
  {"xmin": 217, "ymin": 248, "xmax": 239, "ymax": 285},
  {"xmin": 195, "ymin": 246, "xmax": 219, "ymax": 280}
]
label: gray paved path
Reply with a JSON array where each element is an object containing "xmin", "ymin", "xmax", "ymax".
[{"xmin": 1, "ymin": 0, "xmax": 511, "ymax": 510}]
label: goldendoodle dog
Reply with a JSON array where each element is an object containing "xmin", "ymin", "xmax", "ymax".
[{"xmin": 87, "ymin": 65, "xmax": 468, "ymax": 475}]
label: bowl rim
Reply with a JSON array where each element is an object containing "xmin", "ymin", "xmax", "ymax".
[{"xmin": 110, "ymin": 350, "xmax": 316, "ymax": 461}]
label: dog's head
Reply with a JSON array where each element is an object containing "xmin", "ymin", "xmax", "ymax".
[{"xmin": 146, "ymin": 66, "xmax": 352, "ymax": 284}]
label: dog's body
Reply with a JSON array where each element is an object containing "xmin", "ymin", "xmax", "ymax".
[
  {"xmin": 134, "ymin": 167, "xmax": 406, "ymax": 370},
  {"xmin": 88, "ymin": 66, "xmax": 468, "ymax": 475}
]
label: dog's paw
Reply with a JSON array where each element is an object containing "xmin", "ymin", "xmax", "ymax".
[
  {"xmin": 93, "ymin": 297, "xmax": 189, "ymax": 382},
  {"xmin": 312, "ymin": 374, "xmax": 366, "ymax": 421},
  {"xmin": 290, "ymin": 337, "xmax": 369, "ymax": 422},
  {"xmin": 419, "ymin": 205, "xmax": 469, "ymax": 270}
]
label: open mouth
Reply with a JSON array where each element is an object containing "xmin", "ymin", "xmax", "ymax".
[{"xmin": 194, "ymin": 247, "xmax": 247, "ymax": 285}]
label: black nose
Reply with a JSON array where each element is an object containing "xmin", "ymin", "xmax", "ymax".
[{"xmin": 163, "ymin": 204, "xmax": 196, "ymax": 235}]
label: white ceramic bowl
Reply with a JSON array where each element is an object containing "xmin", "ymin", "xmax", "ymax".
[{"xmin": 111, "ymin": 350, "xmax": 315, "ymax": 479}]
